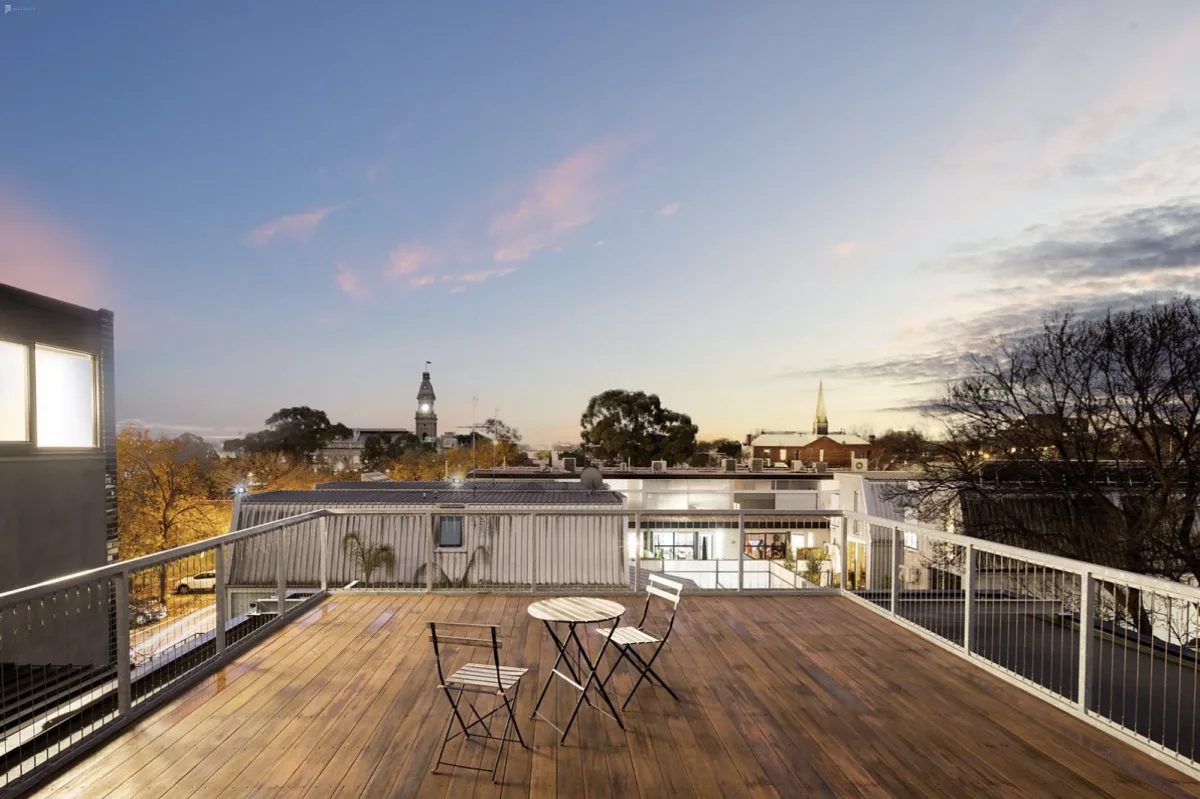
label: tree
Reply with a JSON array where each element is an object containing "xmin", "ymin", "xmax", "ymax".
[
  {"xmin": 579, "ymin": 390, "xmax": 698, "ymax": 467},
  {"xmin": 217, "ymin": 451, "xmax": 333, "ymax": 493},
  {"xmin": 480, "ymin": 417, "xmax": 521, "ymax": 444},
  {"xmin": 360, "ymin": 431, "xmax": 426, "ymax": 471},
  {"xmin": 870, "ymin": 429, "xmax": 929, "ymax": 470},
  {"xmin": 118, "ymin": 426, "xmax": 229, "ymax": 600},
  {"xmin": 342, "ymin": 531, "xmax": 396, "ymax": 587},
  {"xmin": 223, "ymin": 406, "xmax": 351, "ymax": 461},
  {"xmin": 894, "ymin": 300, "xmax": 1200, "ymax": 603}
]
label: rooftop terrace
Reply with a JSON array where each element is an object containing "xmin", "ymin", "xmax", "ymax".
[{"xmin": 29, "ymin": 593, "xmax": 1200, "ymax": 798}]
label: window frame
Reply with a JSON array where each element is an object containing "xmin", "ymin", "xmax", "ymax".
[
  {"xmin": 437, "ymin": 515, "xmax": 464, "ymax": 548},
  {"xmin": 0, "ymin": 337, "xmax": 31, "ymax": 445},
  {"xmin": 33, "ymin": 343, "xmax": 99, "ymax": 451}
]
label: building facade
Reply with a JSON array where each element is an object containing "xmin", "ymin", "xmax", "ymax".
[
  {"xmin": 0, "ymin": 282, "xmax": 116, "ymax": 665},
  {"xmin": 749, "ymin": 382, "xmax": 875, "ymax": 468}
]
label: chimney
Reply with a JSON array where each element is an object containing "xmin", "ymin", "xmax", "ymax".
[{"xmin": 868, "ymin": 434, "xmax": 876, "ymax": 443}]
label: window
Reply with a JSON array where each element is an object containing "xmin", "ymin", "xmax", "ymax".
[
  {"xmin": 0, "ymin": 340, "xmax": 29, "ymax": 442},
  {"xmin": 35, "ymin": 345, "xmax": 97, "ymax": 448},
  {"xmin": 438, "ymin": 515, "xmax": 463, "ymax": 548},
  {"xmin": 903, "ymin": 531, "xmax": 919, "ymax": 551}
]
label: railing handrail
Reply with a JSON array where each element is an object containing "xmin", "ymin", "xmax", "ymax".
[
  {"xmin": 4, "ymin": 504, "xmax": 1197, "ymax": 607},
  {"xmin": 843, "ymin": 511, "xmax": 1200, "ymax": 603},
  {"xmin": 0, "ymin": 507, "xmax": 842, "ymax": 605}
]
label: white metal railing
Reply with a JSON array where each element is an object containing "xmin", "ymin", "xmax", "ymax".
[
  {"xmin": 840, "ymin": 511, "xmax": 1200, "ymax": 779},
  {"xmin": 1, "ymin": 505, "xmax": 1198, "ymax": 792}
]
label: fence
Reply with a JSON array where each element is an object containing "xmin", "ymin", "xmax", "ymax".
[
  {"xmin": 2, "ymin": 505, "xmax": 1199, "ymax": 793},
  {"xmin": 841, "ymin": 511, "xmax": 1200, "ymax": 778}
]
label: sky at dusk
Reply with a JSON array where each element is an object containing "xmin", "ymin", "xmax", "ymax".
[{"xmin": 2, "ymin": 1, "xmax": 1199, "ymax": 447}]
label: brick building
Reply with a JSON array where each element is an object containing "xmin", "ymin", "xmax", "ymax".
[{"xmin": 749, "ymin": 382, "xmax": 875, "ymax": 469}]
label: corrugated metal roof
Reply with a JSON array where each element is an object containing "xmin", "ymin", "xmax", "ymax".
[
  {"xmin": 314, "ymin": 480, "xmax": 590, "ymax": 491},
  {"xmin": 243, "ymin": 488, "xmax": 625, "ymax": 505}
]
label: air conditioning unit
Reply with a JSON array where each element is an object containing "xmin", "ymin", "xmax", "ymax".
[
  {"xmin": 562, "ymin": 457, "xmax": 576, "ymax": 472},
  {"xmin": 749, "ymin": 458, "xmax": 764, "ymax": 472},
  {"xmin": 902, "ymin": 565, "xmax": 922, "ymax": 583},
  {"xmin": 722, "ymin": 458, "xmax": 737, "ymax": 472},
  {"xmin": 813, "ymin": 461, "xmax": 828, "ymax": 473},
  {"xmin": 651, "ymin": 460, "xmax": 667, "ymax": 472},
  {"xmin": 851, "ymin": 457, "xmax": 869, "ymax": 472},
  {"xmin": 791, "ymin": 460, "xmax": 804, "ymax": 472}
]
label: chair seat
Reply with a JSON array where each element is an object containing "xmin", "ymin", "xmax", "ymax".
[
  {"xmin": 597, "ymin": 626, "xmax": 660, "ymax": 645},
  {"xmin": 447, "ymin": 663, "xmax": 528, "ymax": 690}
]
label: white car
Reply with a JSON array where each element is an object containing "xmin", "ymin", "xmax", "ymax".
[
  {"xmin": 175, "ymin": 571, "xmax": 217, "ymax": 594},
  {"xmin": 247, "ymin": 590, "xmax": 318, "ymax": 616}
]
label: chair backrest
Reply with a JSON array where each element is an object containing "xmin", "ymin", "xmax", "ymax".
[
  {"xmin": 637, "ymin": 574, "xmax": 684, "ymax": 633},
  {"xmin": 428, "ymin": 621, "xmax": 503, "ymax": 686}
]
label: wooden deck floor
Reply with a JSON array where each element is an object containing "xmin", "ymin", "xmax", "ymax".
[{"xmin": 32, "ymin": 594, "xmax": 1200, "ymax": 799}]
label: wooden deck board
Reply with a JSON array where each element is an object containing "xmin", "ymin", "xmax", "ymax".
[{"xmin": 31, "ymin": 594, "xmax": 1200, "ymax": 799}]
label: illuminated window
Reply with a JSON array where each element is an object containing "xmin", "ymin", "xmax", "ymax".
[
  {"xmin": 903, "ymin": 531, "xmax": 919, "ymax": 550},
  {"xmin": 35, "ymin": 345, "xmax": 97, "ymax": 448},
  {"xmin": 0, "ymin": 340, "xmax": 29, "ymax": 442}
]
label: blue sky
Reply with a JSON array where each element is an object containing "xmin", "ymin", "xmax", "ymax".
[{"xmin": 3, "ymin": 2, "xmax": 1200, "ymax": 447}]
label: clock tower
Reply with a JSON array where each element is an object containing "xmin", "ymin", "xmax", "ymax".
[{"xmin": 415, "ymin": 364, "xmax": 437, "ymax": 442}]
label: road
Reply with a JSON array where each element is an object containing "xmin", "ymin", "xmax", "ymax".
[{"xmin": 131, "ymin": 604, "xmax": 218, "ymax": 664}]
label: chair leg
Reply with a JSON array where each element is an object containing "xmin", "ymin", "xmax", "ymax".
[{"xmin": 623, "ymin": 643, "xmax": 677, "ymax": 709}]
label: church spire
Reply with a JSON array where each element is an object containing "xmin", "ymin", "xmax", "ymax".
[{"xmin": 813, "ymin": 381, "xmax": 829, "ymax": 436}]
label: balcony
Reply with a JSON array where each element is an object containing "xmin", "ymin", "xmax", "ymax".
[{"xmin": 3, "ymin": 508, "xmax": 1200, "ymax": 797}]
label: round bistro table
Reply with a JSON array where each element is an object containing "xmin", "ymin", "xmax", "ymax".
[{"xmin": 527, "ymin": 597, "xmax": 626, "ymax": 744}]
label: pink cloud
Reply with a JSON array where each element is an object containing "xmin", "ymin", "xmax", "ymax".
[
  {"xmin": 410, "ymin": 275, "xmax": 436, "ymax": 288},
  {"xmin": 443, "ymin": 267, "xmax": 516, "ymax": 285},
  {"xmin": 387, "ymin": 242, "xmax": 433, "ymax": 278},
  {"xmin": 830, "ymin": 241, "xmax": 858, "ymax": 257},
  {"xmin": 488, "ymin": 139, "xmax": 627, "ymax": 262},
  {"xmin": 657, "ymin": 202, "xmax": 680, "ymax": 217},
  {"xmin": 0, "ymin": 194, "xmax": 104, "ymax": 307},
  {"xmin": 334, "ymin": 262, "xmax": 368, "ymax": 300},
  {"xmin": 246, "ymin": 205, "xmax": 339, "ymax": 246}
]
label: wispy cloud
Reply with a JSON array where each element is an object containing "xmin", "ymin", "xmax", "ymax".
[
  {"xmin": 657, "ymin": 202, "xmax": 680, "ymax": 217},
  {"xmin": 409, "ymin": 275, "xmax": 436, "ymax": 288},
  {"xmin": 0, "ymin": 192, "xmax": 103, "ymax": 306},
  {"xmin": 246, "ymin": 205, "xmax": 339, "ymax": 247},
  {"xmin": 387, "ymin": 242, "xmax": 433, "ymax": 278},
  {"xmin": 830, "ymin": 241, "xmax": 857, "ymax": 257},
  {"xmin": 488, "ymin": 139, "xmax": 628, "ymax": 263},
  {"xmin": 793, "ymin": 197, "xmax": 1200, "ymax": 386},
  {"xmin": 439, "ymin": 267, "xmax": 517, "ymax": 292},
  {"xmin": 334, "ymin": 262, "xmax": 368, "ymax": 300},
  {"xmin": 594, "ymin": 240, "xmax": 606, "ymax": 248}
]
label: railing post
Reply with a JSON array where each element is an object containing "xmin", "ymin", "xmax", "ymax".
[
  {"xmin": 633, "ymin": 512, "xmax": 641, "ymax": 591},
  {"xmin": 426, "ymin": 512, "xmax": 435, "ymax": 593},
  {"xmin": 737, "ymin": 513, "xmax": 745, "ymax": 592},
  {"xmin": 215, "ymin": 543, "xmax": 227, "ymax": 655},
  {"xmin": 963, "ymin": 543, "xmax": 975, "ymax": 654},
  {"xmin": 1077, "ymin": 569, "xmax": 1094, "ymax": 713},
  {"xmin": 890, "ymin": 524, "xmax": 901, "ymax": 614},
  {"xmin": 113, "ymin": 570, "xmax": 132, "ymax": 716},
  {"xmin": 529, "ymin": 513, "xmax": 537, "ymax": 593},
  {"xmin": 318, "ymin": 515, "xmax": 329, "ymax": 592},
  {"xmin": 276, "ymin": 527, "xmax": 287, "ymax": 617},
  {"xmin": 839, "ymin": 517, "xmax": 849, "ymax": 591}
]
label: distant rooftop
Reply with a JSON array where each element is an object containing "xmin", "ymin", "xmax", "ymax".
[
  {"xmin": 245, "ymin": 480, "xmax": 624, "ymax": 506},
  {"xmin": 751, "ymin": 431, "xmax": 871, "ymax": 447},
  {"xmin": 468, "ymin": 466, "xmax": 837, "ymax": 481}
]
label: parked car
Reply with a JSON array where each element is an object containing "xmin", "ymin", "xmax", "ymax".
[
  {"xmin": 175, "ymin": 571, "xmax": 217, "ymax": 594},
  {"xmin": 247, "ymin": 590, "xmax": 318, "ymax": 617},
  {"xmin": 130, "ymin": 598, "xmax": 168, "ymax": 627}
]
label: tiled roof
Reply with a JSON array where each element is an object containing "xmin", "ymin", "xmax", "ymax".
[{"xmin": 751, "ymin": 432, "xmax": 871, "ymax": 447}]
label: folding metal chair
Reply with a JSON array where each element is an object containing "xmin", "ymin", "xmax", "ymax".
[
  {"xmin": 428, "ymin": 621, "xmax": 528, "ymax": 782},
  {"xmin": 596, "ymin": 574, "xmax": 683, "ymax": 709}
]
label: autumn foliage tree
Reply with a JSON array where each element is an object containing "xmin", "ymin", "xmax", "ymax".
[{"xmin": 117, "ymin": 426, "xmax": 230, "ymax": 600}]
